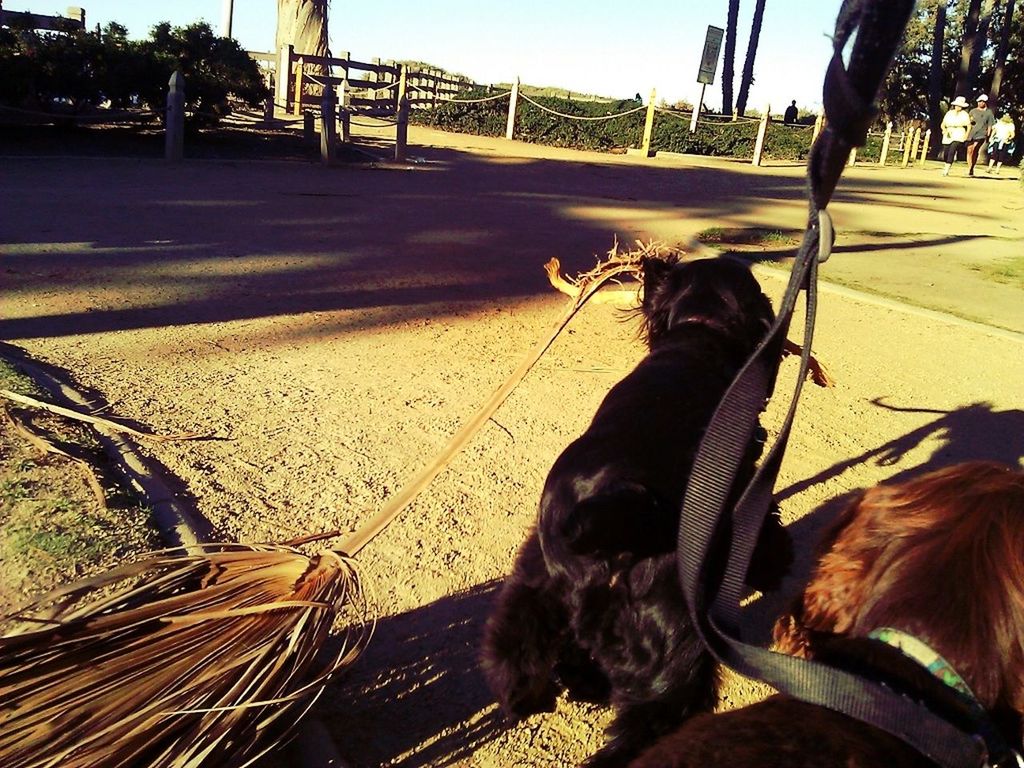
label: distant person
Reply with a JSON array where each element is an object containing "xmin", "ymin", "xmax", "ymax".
[
  {"xmin": 940, "ymin": 96, "xmax": 970, "ymax": 176},
  {"xmin": 965, "ymin": 93, "xmax": 996, "ymax": 176},
  {"xmin": 783, "ymin": 100, "xmax": 798, "ymax": 125},
  {"xmin": 987, "ymin": 113, "xmax": 1017, "ymax": 176}
]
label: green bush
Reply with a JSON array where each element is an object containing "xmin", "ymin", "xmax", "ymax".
[
  {"xmin": 411, "ymin": 89, "xmax": 822, "ymax": 161},
  {"xmin": 0, "ymin": 20, "xmax": 267, "ymax": 125}
]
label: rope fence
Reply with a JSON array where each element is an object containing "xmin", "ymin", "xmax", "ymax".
[
  {"xmin": 6, "ymin": 46, "xmax": 942, "ymax": 171},
  {"xmin": 519, "ymin": 93, "xmax": 647, "ymax": 121},
  {"xmin": 446, "ymin": 90, "xmax": 512, "ymax": 104}
]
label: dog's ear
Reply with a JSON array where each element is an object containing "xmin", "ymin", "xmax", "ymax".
[
  {"xmin": 641, "ymin": 257, "xmax": 673, "ymax": 310},
  {"xmin": 773, "ymin": 491, "xmax": 873, "ymax": 654}
]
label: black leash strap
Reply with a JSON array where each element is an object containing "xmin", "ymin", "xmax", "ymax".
[{"xmin": 677, "ymin": 1, "xmax": 994, "ymax": 766}]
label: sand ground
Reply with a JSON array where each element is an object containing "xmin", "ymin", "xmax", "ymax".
[{"xmin": 1, "ymin": 125, "xmax": 1022, "ymax": 766}]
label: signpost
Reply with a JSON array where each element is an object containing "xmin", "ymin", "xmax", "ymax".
[{"xmin": 691, "ymin": 24, "xmax": 724, "ymax": 132}]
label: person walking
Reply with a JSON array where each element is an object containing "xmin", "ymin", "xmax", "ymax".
[
  {"xmin": 940, "ymin": 96, "xmax": 970, "ymax": 176},
  {"xmin": 965, "ymin": 94, "xmax": 996, "ymax": 176},
  {"xmin": 986, "ymin": 114, "xmax": 1017, "ymax": 176},
  {"xmin": 783, "ymin": 100, "xmax": 798, "ymax": 125}
]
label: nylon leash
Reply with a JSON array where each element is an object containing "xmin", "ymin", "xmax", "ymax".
[{"xmin": 676, "ymin": 1, "xmax": 1002, "ymax": 765}]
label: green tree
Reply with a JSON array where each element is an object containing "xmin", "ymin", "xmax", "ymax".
[
  {"xmin": 0, "ymin": 21, "xmax": 268, "ymax": 125},
  {"xmin": 143, "ymin": 22, "xmax": 268, "ymax": 123}
]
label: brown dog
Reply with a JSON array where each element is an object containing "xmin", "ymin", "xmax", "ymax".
[{"xmin": 629, "ymin": 461, "xmax": 1024, "ymax": 767}]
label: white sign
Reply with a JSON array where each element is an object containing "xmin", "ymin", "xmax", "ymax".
[{"xmin": 698, "ymin": 25, "xmax": 725, "ymax": 85}]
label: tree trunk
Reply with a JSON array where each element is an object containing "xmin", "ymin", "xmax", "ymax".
[
  {"xmin": 722, "ymin": 0, "xmax": 740, "ymax": 116},
  {"xmin": 990, "ymin": 0, "xmax": 1016, "ymax": 104},
  {"xmin": 275, "ymin": 0, "xmax": 329, "ymax": 57},
  {"xmin": 736, "ymin": 0, "xmax": 767, "ymax": 117},
  {"xmin": 927, "ymin": 0, "xmax": 947, "ymax": 135},
  {"xmin": 967, "ymin": 0, "xmax": 997, "ymax": 86},
  {"xmin": 955, "ymin": 0, "xmax": 983, "ymax": 95}
]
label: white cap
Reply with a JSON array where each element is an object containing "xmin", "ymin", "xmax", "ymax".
[{"xmin": 977, "ymin": 94, "xmax": 989, "ymax": 102}]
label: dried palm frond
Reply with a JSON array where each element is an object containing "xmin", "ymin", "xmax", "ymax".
[{"xmin": 0, "ymin": 544, "xmax": 371, "ymax": 768}]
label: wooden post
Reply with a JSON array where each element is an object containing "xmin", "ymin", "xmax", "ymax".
[
  {"xmin": 165, "ymin": 71, "xmax": 184, "ymax": 163},
  {"xmin": 336, "ymin": 50, "xmax": 350, "ymax": 83},
  {"xmin": 505, "ymin": 78, "xmax": 520, "ymax": 140},
  {"xmin": 751, "ymin": 103, "xmax": 770, "ymax": 166},
  {"xmin": 918, "ymin": 129, "xmax": 930, "ymax": 166},
  {"xmin": 848, "ymin": 146, "xmax": 857, "ymax": 166},
  {"xmin": 395, "ymin": 66, "xmax": 409, "ymax": 161},
  {"xmin": 276, "ymin": 44, "xmax": 293, "ymax": 111},
  {"xmin": 811, "ymin": 112, "xmax": 824, "ymax": 145},
  {"xmin": 320, "ymin": 85, "xmax": 336, "ymax": 165},
  {"xmin": 689, "ymin": 83, "xmax": 705, "ymax": 133},
  {"xmin": 908, "ymin": 127, "xmax": 922, "ymax": 167},
  {"xmin": 303, "ymin": 110, "xmax": 315, "ymax": 145},
  {"xmin": 879, "ymin": 121, "xmax": 892, "ymax": 165},
  {"xmin": 901, "ymin": 130, "xmax": 913, "ymax": 167},
  {"xmin": 292, "ymin": 56, "xmax": 305, "ymax": 116},
  {"xmin": 339, "ymin": 78, "xmax": 350, "ymax": 142},
  {"xmin": 640, "ymin": 88, "xmax": 656, "ymax": 157}
]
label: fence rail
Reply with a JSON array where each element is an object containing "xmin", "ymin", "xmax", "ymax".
[{"xmin": 250, "ymin": 46, "xmax": 477, "ymax": 117}]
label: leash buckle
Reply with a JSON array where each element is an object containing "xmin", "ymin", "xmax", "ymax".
[{"xmin": 817, "ymin": 209, "xmax": 834, "ymax": 264}]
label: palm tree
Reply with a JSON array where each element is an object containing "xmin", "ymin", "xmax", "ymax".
[
  {"xmin": 722, "ymin": 0, "xmax": 740, "ymax": 116},
  {"xmin": 275, "ymin": 0, "xmax": 330, "ymax": 56},
  {"xmin": 735, "ymin": 0, "xmax": 767, "ymax": 117}
]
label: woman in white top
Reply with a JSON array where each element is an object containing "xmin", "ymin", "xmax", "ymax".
[
  {"xmin": 940, "ymin": 96, "xmax": 971, "ymax": 176},
  {"xmin": 987, "ymin": 114, "xmax": 1017, "ymax": 175}
]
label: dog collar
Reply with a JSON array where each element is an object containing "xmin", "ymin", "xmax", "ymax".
[
  {"xmin": 868, "ymin": 627, "xmax": 1024, "ymax": 768},
  {"xmin": 867, "ymin": 627, "xmax": 975, "ymax": 698}
]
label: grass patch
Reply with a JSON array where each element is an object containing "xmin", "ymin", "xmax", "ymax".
[
  {"xmin": 696, "ymin": 227, "xmax": 802, "ymax": 248},
  {"xmin": 0, "ymin": 357, "xmax": 161, "ymax": 611},
  {"xmin": 970, "ymin": 256, "xmax": 1024, "ymax": 287}
]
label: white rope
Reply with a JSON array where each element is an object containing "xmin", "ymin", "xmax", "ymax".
[
  {"xmin": 446, "ymin": 91, "xmax": 512, "ymax": 104},
  {"xmin": 519, "ymin": 93, "xmax": 647, "ymax": 121},
  {"xmin": 653, "ymin": 108, "xmax": 693, "ymax": 122},
  {"xmin": 348, "ymin": 116, "xmax": 397, "ymax": 127},
  {"xmin": 369, "ymin": 81, "xmax": 399, "ymax": 94}
]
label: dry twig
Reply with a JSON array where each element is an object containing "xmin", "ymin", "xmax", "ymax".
[{"xmin": 0, "ymin": 390, "xmax": 207, "ymax": 442}]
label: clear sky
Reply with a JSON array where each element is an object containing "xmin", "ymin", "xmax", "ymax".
[{"xmin": 9, "ymin": 1, "xmax": 843, "ymax": 112}]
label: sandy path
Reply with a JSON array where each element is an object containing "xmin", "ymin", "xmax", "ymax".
[{"xmin": 1, "ymin": 131, "xmax": 1021, "ymax": 766}]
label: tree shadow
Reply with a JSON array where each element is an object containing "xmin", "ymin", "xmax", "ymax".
[
  {"xmin": 721, "ymin": 232, "xmax": 991, "ymax": 264},
  {"xmin": 316, "ymin": 580, "xmax": 505, "ymax": 768},
  {"xmin": 777, "ymin": 399, "xmax": 1024, "ymax": 502},
  {"xmin": 2, "ymin": 142, "xmax": 986, "ymax": 348},
  {"xmin": 741, "ymin": 400, "xmax": 1024, "ymax": 638}
]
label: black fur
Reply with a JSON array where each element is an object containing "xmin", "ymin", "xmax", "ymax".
[{"xmin": 481, "ymin": 256, "xmax": 793, "ymax": 767}]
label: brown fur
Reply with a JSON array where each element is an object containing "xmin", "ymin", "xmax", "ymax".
[{"xmin": 631, "ymin": 461, "xmax": 1024, "ymax": 767}]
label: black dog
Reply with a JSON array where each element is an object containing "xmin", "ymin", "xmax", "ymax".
[{"xmin": 481, "ymin": 255, "xmax": 792, "ymax": 767}]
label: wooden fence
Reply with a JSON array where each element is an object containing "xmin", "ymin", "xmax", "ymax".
[
  {"xmin": 0, "ymin": 3, "xmax": 85, "ymax": 31},
  {"xmin": 249, "ymin": 46, "xmax": 475, "ymax": 116}
]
